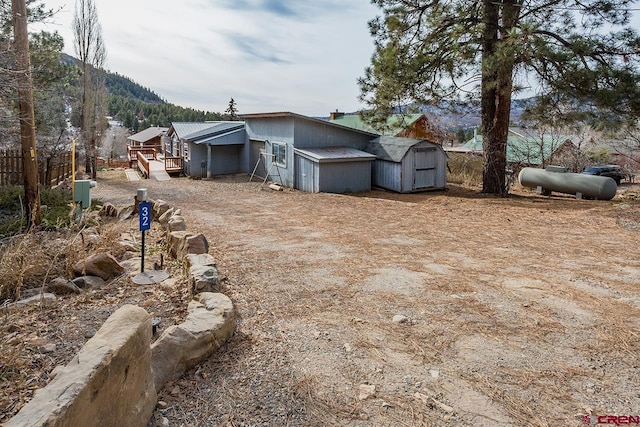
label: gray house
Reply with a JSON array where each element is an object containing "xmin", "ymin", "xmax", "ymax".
[
  {"xmin": 161, "ymin": 113, "xmax": 447, "ymax": 194},
  {"xmin": 365, "ymin": 136, "xmax": 447, "ymax": 193},
  {"xmin": 242, "ymin": 112, "xmax": 378, "ymax": 191},
  {"xmin": 166, "ymin": 122, "xmax": 247, "ymax": 178}
]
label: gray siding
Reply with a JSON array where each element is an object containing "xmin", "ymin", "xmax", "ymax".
[
  {"xmin": 372, "ymin": 160, "xmax": 403, "ymax": 192},
  {"xmin": 245, "ymin": 118, "xmax": 295, "ymax": 187},
  {"xmin": 187, "ymin": 143, "xmax": 246, "ymax": 179},
  {"xmin": 249, "ymin": 140, "xmax": 267, "ymax": 179},
  {"xmin": 245, "ymin": 117, "xmax": 295, "ymax": 143},
  {"xmin": 210, "ymin": 145, "xmax": 243, "ymax": 176},
  {"xmin": 244, "ymin": 114, "xmax": 377, "ymax": 192},
  {"xmin": 318, "ymin": 161, "xmax": 372, "ymax": 193},
  {"xmin": 293, "ymin": 118, "xmax": 374, "ymax": 150},
  {"xmin": 185, "ymin": 144, "xmax": 207, "ymax": 177},
  {"xmin": 295, "ymin": 155, "xmax": 318, "ymax": 192},
  {"xmin": 295, "ymin": 154, "xmax": 372, "ymax": 193}
]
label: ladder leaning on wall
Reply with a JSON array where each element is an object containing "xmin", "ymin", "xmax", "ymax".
[{"xmin": 249, "ymin": 149, "xmax": 283, "ymax": 188}]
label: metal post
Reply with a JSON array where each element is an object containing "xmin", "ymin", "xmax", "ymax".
[
  {"xmin": 137, "ymin": 188, "xmax": 149, "ymax": 273},
  {"xmin": 141, "ymin": 229, "xmax": 145, "ymax": 273}
]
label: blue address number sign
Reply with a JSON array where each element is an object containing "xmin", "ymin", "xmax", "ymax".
[{"xmin": 139, "ymin": 201, "xmax": 151, "ymax": 231}]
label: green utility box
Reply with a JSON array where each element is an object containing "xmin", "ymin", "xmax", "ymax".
[{"xmin": 73, "ymin": 180, "xmax": 97, "ymax": 208}]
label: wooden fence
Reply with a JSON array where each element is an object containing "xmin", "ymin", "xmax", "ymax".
[{"xmin": 0, "ymin": 149, "xmax": 73, "ymax": 187}]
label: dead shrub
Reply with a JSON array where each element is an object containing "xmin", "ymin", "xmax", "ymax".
[{"xmin": 0, "ymin": 219, "xmax": 128, "ymax": 301}]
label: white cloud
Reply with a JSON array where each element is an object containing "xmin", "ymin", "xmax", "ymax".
[{"xmin": 34, "ymin": 0, "xmax": 378, "ymax": 116}]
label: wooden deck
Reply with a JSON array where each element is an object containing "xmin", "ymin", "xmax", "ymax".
[{"xmin": 128, "ymin": 145, "xmax": 182, "ymax": 180}]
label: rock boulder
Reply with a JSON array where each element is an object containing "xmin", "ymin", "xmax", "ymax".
[
  {"xmin": 73, "ymin": 253, "xmax": 124, "ymax": 281},
  {"xmin": 189, "ymin": 264, "xmax": 219, "ymax": 294},
  {"xmin": 151, "ymin": 293, "xmax": 235, "ymax": 392},
  {"xmin": 5, "ymin": 305, "xmax": 157, "ymax": 427}
]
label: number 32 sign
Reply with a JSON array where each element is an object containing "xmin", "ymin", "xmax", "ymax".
[{"xmin": 139, "ymin": 201, "xmax": 151, "ymax": 231}]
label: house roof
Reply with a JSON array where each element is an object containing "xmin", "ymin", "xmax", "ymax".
[
  {"xmin": 128, "ymin": 126, "xmax": 168, "ymax": 143},
  {"xmin": 241, "ymin": 111, "xmax": 379, "ymax": 137},
  {"xmin": 186, "ymin": 122, "xmax": 245, "ymax": 141},
  {"xmin": 330, "ymin": 114, "xmax": 424, "ymax": 136},
  {"xmin": 294, "ymin": 147, "xmax": 376, "ymax": 163},
  {"xmin": 365, "ymin": 136, "xmax": 440, "ymax": 162},
  {"xmin": 170, "ymin": 122, "xmax": 245, "ymax": 142},
  {"xmin": 194, "ymin": 127, "xmax": 246, "ymax": 145},
  {"xmin": 463, "ymin": 129, "xmax": 565, "ymax": 165}
]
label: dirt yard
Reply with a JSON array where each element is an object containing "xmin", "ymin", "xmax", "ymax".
[{"xmin": 5, "ymin": 170, "xmax": 640, "ymax": 426}]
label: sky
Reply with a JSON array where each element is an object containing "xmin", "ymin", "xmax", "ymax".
[{"xmin": 34, "ymin": 0, "xmax": 380, "ymax": 117}]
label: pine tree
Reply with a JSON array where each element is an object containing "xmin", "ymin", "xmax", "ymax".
[
  {"xmin": 360, "ymin": 0, "xmax": 640, "ymax": 195},
  {"xmin": 224, "ymin": 97, "xmax": 239, "ymax": 120}
]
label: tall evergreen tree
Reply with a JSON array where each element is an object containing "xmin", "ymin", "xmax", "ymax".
[
  {"xmin": 224, "ymin": 97, "xmax": 239, "ymax": 120},
  {"xmin": 360, "ymin": 0, "xmax": 640, "ymax": 195}
]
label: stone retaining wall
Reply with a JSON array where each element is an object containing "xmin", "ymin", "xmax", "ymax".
[{"xmin": 7, "ymin": 199, "xmax": 235, "ymax": 427}]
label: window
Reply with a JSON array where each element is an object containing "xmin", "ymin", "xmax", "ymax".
[{"xmin": 272, "ymin": 142, "xmax": 286, "ymax": 167}]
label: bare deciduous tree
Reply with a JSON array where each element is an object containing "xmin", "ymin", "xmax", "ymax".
[{"xmin": 72, "ymin": 0, "xmax": 106, "ymax": 179}]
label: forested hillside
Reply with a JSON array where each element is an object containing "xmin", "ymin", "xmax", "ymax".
[{"xmin": 62, "ymin": 53, "xmax": 227, "ymax": 132}]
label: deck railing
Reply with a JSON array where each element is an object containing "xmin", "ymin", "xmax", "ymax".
[
  {"xmin": 127, "ymin": 146, "xmax": 157, "ymax": 166},
  {"xmin": 164, "ymin": 156, "xmax": 183, "ymax": 173},
  {"xmin": 131, "ymin": 148, "xmax": 156, "ymax": 178}
]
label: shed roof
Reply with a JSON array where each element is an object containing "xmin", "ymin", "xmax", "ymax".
[
  {"xmin": 294, "ymin": 147, "xmax": 376, "ymax": 163},
  {"xmin": 365, "ymin": 136, "xmax": 440, "ymax": 162},
  {"xmin": 330, "ymin": 114, "xmax": 424, "ymax": 136},
  {"xmin": 128, "ymin": 126, "xmax": 168, "ymax": 143}
]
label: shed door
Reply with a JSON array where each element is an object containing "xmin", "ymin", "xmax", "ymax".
[
  {"xmin": 295, "ymin": 154, "xmax": 316, "ymax": 192},
  {"xmin": 413, "ymin": 147, "xmax": 437, "ymax": 189}
]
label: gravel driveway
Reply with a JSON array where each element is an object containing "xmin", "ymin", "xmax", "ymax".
[{"xmin": 93, "ymin": 170, "xmax": 640, "ymax": 426}]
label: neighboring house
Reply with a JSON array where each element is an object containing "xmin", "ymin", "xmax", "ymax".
[
  {"xmin": 463, "ymin": 128, "xmax": 586, "ymax": 170},
  {"xmin": 127, "ymin": 126, "xmax": 168, "ymax": 151},
  {"xmin": 166, "ymin": 122, "xmax": 246, "ymax": 178},
  {"xmin": 329, "ymin": 112, "xmax": 449, "ymax": 143},
  {"xmin": 365, "ymin": 137, "xmax": 447, "ymax": 193},
  {"xmin": 127, "ymin": 126, "xmax": 168, "ymax": 168}
]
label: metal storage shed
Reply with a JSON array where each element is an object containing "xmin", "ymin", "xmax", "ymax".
[
  {"xmin": 293, "ymin": 147, "xmax": 376, "ymax": 193},
  {"xmin": 365, "ymin": 136, "xmax": 447, "ymax": 193}
]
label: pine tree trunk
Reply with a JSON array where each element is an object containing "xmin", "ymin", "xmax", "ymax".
[
  {"xmin": 480, "ymin": 0, "xmax": 503, "ymax": 195},
  {"xmin": 481, "ymin": 1, "xmax": 518, "ymax": 196}
]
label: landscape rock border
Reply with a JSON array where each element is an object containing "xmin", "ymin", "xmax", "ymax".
[{"xmin": 7, "ymin": 198, "xmax": 236, "ymax": 427}]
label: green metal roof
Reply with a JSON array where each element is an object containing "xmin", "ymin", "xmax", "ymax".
[
  {"xmin": 330, "ymin": 114, "xmax": 424, "ymax": 136},
  {"xmin": 463, "ymin": 130, "xmax": 558, "ymax": 165}
]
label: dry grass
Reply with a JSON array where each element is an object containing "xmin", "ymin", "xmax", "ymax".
[{"xmin": 446, "ymin": 152, "xmax": 484, "ymax": 187}]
